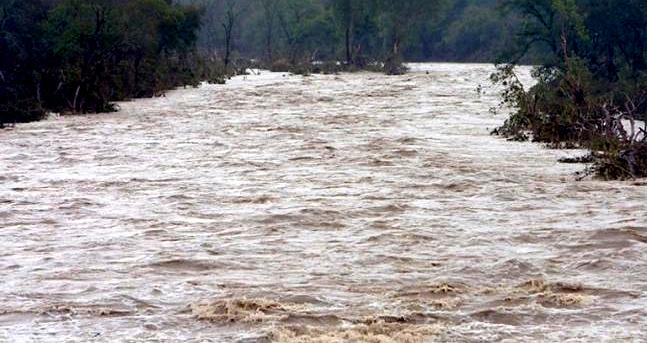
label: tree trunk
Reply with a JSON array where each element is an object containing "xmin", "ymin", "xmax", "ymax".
[
  {"xmin": 384, "ymin": 35, "xmax": 404, "ymax": 75},
  {"xmin": 393, "ymin": 40, "xmax": 400, "ymax": 57},
  {"xmin": 133, "ymin": 54, "xmax": 142, "ymax": 96},
  {"xmin": 224, "ymin": 32, "xmax": 231, "ymax": 68},
  {"xmin": 223, "ymin": 12, "xmax": 235, "ymax": 69},
  {"xmin": 606, "ymin": 45, "xmax": 617, "ymax": 80},
  {"xmin": 265, "ymin": 27, "xmax": 273, "ymax": 63},
  {"xmin": 345, "ymin": 27, "xmax": 351, "ymax": 65}
]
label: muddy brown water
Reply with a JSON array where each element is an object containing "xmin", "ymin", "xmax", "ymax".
[{"xmin": 1, "ymin": 64, "xmax": 646, "ymax": 342}]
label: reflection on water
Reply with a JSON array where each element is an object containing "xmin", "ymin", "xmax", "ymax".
[{"xmin": 0, "ymin": 64, "xmax": 645, "ymax": 342}]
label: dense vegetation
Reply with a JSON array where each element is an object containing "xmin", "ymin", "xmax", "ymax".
[
  {"xmin": 492, "ymin": 0, "xmax": 647, "ymax": 179},
  {"xmin": 0, "ymin": 0, "xmax": 213, "ymax": 126},
  {"xmin": 3, "ymin": 0, "xmax": 519, "ymax": 126}
]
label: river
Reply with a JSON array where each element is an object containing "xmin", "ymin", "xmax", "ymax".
[{"xmin": 1, "ymin": 63, "xmax": 646, "ymax": 342}]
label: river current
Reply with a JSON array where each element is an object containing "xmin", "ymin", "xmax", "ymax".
[{"xmin": 1, "ymin": 63, "xmax": 646, "ymax": 342}]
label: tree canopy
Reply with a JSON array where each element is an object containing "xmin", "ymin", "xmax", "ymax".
[
  {"xmin": 493, "ymin": 0, "xmax": 647, "ymax": 179},
  {"xmin": 1, "ymin": 0, "xmax": 205, "ymax": 124}
]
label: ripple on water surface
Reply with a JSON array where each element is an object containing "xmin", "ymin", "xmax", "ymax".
[{"xmin": 0, "ymin": 63, "xmax": 646, "ymax": 342}]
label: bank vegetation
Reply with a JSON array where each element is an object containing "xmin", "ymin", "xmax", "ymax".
[{"xmin": 491, "ymin": 0, "xmax": 647, "ymax": 179}]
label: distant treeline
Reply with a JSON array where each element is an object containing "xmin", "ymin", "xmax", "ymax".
[{"xmin": 180, "ymin": 0, "xmax": 535, "ymax": 66}]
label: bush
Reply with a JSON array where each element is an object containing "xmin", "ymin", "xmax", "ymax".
[{"xmin": 493, "ymin": 0, "xmax": 647, "ymax": 179}]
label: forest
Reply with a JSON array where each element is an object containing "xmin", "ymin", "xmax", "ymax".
[
  {"xmin": 182, "ymin": 0, "xmax": 523, "ymax": 67},
  {"xmin": 0, "ymin": 0, "xmax": 209, "ymax": 125},
  {"xmin": 1, "ymin": 0, "xmax": 522, "ymax": 125},
  {"xmin": 1, "ymin": 0, "xmax": 646, "ymax": 178}
]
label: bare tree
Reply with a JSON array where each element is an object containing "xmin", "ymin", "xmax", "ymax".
[
  {"xmin": 198, "ymin": 0, "xmax": 250, "ymax": 68},
  {"xmin": 222, "ymin": 0, "xmax": 251, "ymax": 69},
  {"xmin": 259, "ymin": 0, "xmax": 278, "ymax": 63}
]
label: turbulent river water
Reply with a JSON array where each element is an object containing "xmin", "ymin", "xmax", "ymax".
[{"xmin": 1, "ymin": 63, "xmax": 646, "ymax": 343}]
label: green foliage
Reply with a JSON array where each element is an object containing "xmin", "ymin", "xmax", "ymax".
[
  {"xmin": 437, "ymin": 3, "xmax": 509, "ymax": 62},
  {"xmin": 494, "ymin": 0, "xmax": 647, "ymax": 179},
  {"xmin": 1, "ymin": 0, "xmax": 208, "ymax": 124}
]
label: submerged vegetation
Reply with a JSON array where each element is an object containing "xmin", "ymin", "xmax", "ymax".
[{"xmin": 492, "ymin": 0, "xmax": 647, "ymax": 179}]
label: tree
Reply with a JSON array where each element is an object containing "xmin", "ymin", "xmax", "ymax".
[
  {"xmin": 197, "ymin": 0, "xmax": 251, "ymax": 69},
  {"xmin": 275, "ymin": 0, "xmax": 321, "ymax": 63},
  {"xmin": 494, "ymin": 0, "xmax": 647, "ymax": 179},
  {"xmin": 221, "ymin": 0, "xmax": 251, "ymax": 68},
  {"xmin": 44, "ymin": 0, "xmax": 123, "ymax": 112},
  {"xmin": 332, "ymin": 0, "xmax": 357, "ymax": 64},
  {"xmin": 259, "ymin": 0, "xmax": 279, "ymax": 62},
  {"xmin": 0, "ymin": 0, "xmax": 51, "ymax": 124},
  {"xmin": 1, "ymin": 0, "xmax": 205, "ymax": 122},
  {"xmin": 376, "ymin": 0, "xmax": 447, "ymax": 74}
]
